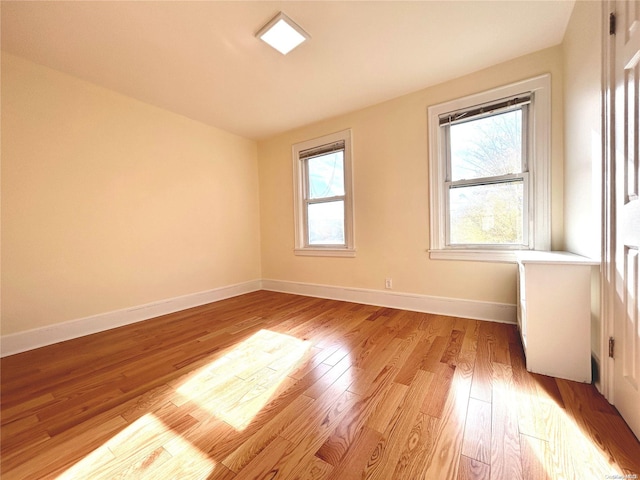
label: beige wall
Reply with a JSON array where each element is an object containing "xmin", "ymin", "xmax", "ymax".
[
  {"xmin": 561, "ymin": 0, "xmax": 603, "ymax": 364},
  {"xmin": 563, "ymin": 0, "xmax": 602, "ymax": 259},
  {"xmin": 258, "ymin": 46, "xmax": 565, "ymax": 305},
  {"xmin": 1, "ymin": 42, "xmax": 573, "ymax": 338},
  {"xmin": 1, "ymin": 53, "xmax": 261, "ymax": 335}
]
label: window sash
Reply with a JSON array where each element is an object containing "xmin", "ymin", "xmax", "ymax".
[
  {"xmin": 300, "ymin": 147, "xmax": 347, "ymax": 248},
  {"xmin": 305, "ymin": 199, "xmax": 346, "ymax": 246},
  {"xmin": 299, "ymin": 140, "xmax": 345, "ymax": 160},
  {"xmin": 445, "ymin": 172, "xmax": 530, "ymax": 249},
  {"xmin": 442, "ymin": 102, "xmax": 530, "ymax": 249},
  {"xmin": 445, "ymin": 172, "xmax": 527, "ymax": 189},
  {"xmin": 438, "ymin": 94, "xmax": 531, "ymax": 127},
  {"xmin": 444, "ymin": 104, "xmax": 529, "ymax": 183},
  {"xmin": 303, "ymin": 195, "xmax": 348, "ymax": 248},
  {"xmin": 302, "ymin": 152, "xmax": 345, "ymax": 202},
  {"xmin": 301, "ymin": 148, "xmax": 348, "ymax": 248}
]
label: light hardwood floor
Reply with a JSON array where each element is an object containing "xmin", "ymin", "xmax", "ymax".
[{"xmin": 1, "ymin": 291, "xmax": 639, "ymax": 479}]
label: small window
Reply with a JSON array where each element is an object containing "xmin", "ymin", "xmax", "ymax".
[
  {"xmin": 293, "ymin": 130, "xmax": 355, "ymax": 256},
  {"xmin": 428, "ymin": 75, "xmax": 551, "ymax": 262}
]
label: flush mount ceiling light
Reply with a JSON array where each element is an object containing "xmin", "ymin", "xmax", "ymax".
[{"xmin": 256, "ymin": 12, "xmax": 310, "ymax": 55}]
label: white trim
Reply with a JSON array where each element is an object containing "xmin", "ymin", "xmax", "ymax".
[
  {"xmin": 428, "ymin": 74, "xmax": 551, "ymax": 260},
  {"xmin": 292, "ymin": 129, "xmax": 355, "ymax": 256},
  {"xmin": 261, "ymin": 279, "xmax": 516, "ymax": 324},
  {"xmin": 293, "ymin": 248, "xmax": 356, "ymax": 257},
  {"xmin": 0, "ymin": 280, "xmax": 261, "ymax": 357},
  {"xmin": 600, "ymin": 0, "xmax": 617, "ymax": 401},
  {"xmin": 1, "ymin": 279, "xmax": 516, "ymax": 357},
  {"xmin": 429, "ymin": 249, "xmax": 518, "ymax": 263}
]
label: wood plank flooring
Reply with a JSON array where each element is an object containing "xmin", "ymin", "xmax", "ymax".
[{"xmin": 1, "ymin": 291, "xmax": 639, "ymax": 479}]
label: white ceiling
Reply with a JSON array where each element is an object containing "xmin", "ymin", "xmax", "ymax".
[{"xmin": 1, "ymin": 1, "xmax": 575, "ymax": 140}]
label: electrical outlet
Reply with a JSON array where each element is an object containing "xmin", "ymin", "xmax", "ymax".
[{"xmin": 385, "ymin": 278, "xmax": 392, "ymax": 289}]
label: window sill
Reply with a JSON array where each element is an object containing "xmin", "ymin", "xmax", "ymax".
[
  {"xmin": 294, "ymin": 248, "xmax": 356, "ymax": 258},
  {"xmin": 429, "ymin": 249, "xmax": 522, "ymax": 263}
]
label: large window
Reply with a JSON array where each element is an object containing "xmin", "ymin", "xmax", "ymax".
[
  {"xmin": 428, "ymin": 75, "xmax": 551, "ymax": 262},
  {"xmin": 293, "ymin": 129, "xmax": 355, "ymax": 256}
]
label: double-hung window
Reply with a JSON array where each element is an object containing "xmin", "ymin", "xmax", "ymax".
[
  {"xmin": 293, "ymin": 129, "xmax": 355, "ymax": 256},
  {"xmin": 428, "ymin": 75, "xmax": 551, "ymax": 262}
]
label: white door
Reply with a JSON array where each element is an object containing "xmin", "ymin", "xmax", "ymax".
[{"xmin": 613, "ymin": 0, "xmax": 640, "ymax": 440}]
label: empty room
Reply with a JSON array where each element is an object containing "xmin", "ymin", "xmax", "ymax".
[{"xmin": 1, "ymin": 0, "xmax": 640, "ymax": 479}]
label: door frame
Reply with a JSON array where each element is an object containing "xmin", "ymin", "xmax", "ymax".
[{"xmin": 600, "ymin": 0, "xmax": 615, "ymax": 403}]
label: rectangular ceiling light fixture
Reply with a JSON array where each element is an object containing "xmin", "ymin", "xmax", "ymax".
[{"xmin": 257, "ymin": 12, "xmax": 310, "ymax": 55}]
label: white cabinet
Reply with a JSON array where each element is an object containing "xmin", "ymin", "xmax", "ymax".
[{"xmin": 515, "ymin": 251, "xmax": 599, "ymax": 383}]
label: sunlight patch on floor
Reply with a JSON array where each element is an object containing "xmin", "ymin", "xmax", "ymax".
[
  {"xmin": 57, "ymin": 329, "xmax": 310, "ymax": 478},
  {"xmin": 56, "ymin": 414, "xmax": 216, "ymax": 479},
  {"xmin": 515, "ymin": 387, "xmax": 623, "ymax": 478},
  {"xmin": 174, "ymin": 329, "xmax": 311, "ymax": 430}
]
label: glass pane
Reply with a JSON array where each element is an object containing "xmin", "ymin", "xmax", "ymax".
[
  {"xmin": 449, "ymin": 181, "xmax": 524, "ymax": 245},
  {"xmin": 307, "ymin": 152, "xmax": 344, "ymax": 199},
  {"xmin": 450, "ymin": 109, "xmax": 523, "ymax": 181},
  {"xmin": 307, "ymin": 201, "xmax": 345, "ymax": 245}
]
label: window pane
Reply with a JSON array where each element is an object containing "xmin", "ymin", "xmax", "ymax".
[
  {"xmin": 450, "ymin": 109, "xmax": 523, "ymax": 181},
  {"xmin": 307, "ymin": 152, "xmax": 344, "ymax": 199},
  {"xmin": 449, "ymin": 181, "xmax": 524, "ymax": 245},
  {"xmin": 307, "ymin": 201, "xmax": 345, "ymax": 245}
]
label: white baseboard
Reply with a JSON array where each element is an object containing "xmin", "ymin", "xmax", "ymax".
[
  {"xmin": 0, "ymin": 280, "xmax": 261, "ymax": 357},
  {"xmin": 1, "ymin": 279, "xmax": 516, "ymax": 357},
  {"xmin": 262, "ymin": 279, "xmax": 516, "ymax": 324}
]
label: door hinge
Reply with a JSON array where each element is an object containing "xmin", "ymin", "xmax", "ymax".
[
  {"xmin": 610, "ymin": 12, "xmax": 616, "ymax": 35},
  {"xmin": 609, "ymin": 337, "xmax": 615, "ymax": 358}
]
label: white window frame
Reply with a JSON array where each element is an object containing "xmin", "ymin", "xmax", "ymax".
[
  {"xmin": 293, "ymin": 129, "xmax": 355, "ymax": 257},
  {"xmin": 428, "ymin": 74, "xmax": 551, "ymax": 262}
]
